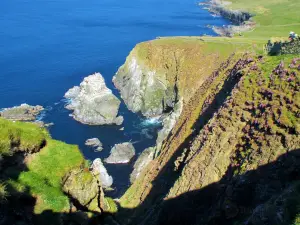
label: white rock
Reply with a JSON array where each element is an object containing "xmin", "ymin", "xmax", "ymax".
[{"xmin": 91, "ymin": 158, "xmax": 113, "ymax": 188}]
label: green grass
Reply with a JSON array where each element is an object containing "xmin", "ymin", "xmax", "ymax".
[
  {"xmin": 0, "ymin": 118, "xmax": 85, "ymax": 213},
  {"xmin": 0, "ymin": 117, "xmax": 48, "ymax": 156},
  {"xmin": 225, "ymin": 0, "xmax": 300, "ymax": 38},
  {"xmin": 18, "ymin": 139, "xmax": 84, "ymax": 213}
]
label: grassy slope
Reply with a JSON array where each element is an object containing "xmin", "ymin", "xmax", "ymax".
[{"xmin": 0, "ymin": 118, "xmax": 85, "ymax": 213}]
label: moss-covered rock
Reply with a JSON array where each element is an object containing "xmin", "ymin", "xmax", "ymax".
[{"xmin": 62, "ymin": 167, "xmax": 99, "ymax": 208}]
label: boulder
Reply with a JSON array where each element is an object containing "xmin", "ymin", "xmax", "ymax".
[
  {"xmin": 62, "ymin": 168, "xmax": 99, "ymax": 207},
  {"xmin": 91, "ymin": 158, "xmax": 113, "ymax": 188},
  {"xmin": 105, "ymin": 142, "xmax": 135, "ymax": 164},
  {"xmin": 64, "ymin": 73, "xmax": 123, "ymax": 125},
  {"xmin": 0, "ymin": 104, "xmax": 44, "ymax": 121},
  {"xmin": 85, "ymin": 138, "xmax": 103, "ymax": 152},
  {"xmin": 130, "ymin": 147, "xmax": 154, "ymax": 183}
]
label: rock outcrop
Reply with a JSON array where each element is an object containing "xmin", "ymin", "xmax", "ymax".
[
  {"xmin": 85, "ymin": 138, "xmax": 103, "ymax": 152},
  {"xmin": 130, "ymin": 147, "xmax": 154, "ymax": 183},
  {"xmin": 105, "ymin": 142, "xmax": 135, "ymax": 164},
  {"xmin": 62, "ymin": 167, "xmax": 102, "ymax": 212},
  {"xmin": 204, "ymin": 0, "xmax": 254, "ymax": 37},
  {"xmin": 91, "ymin": 158, "xmax": 113, "ymax": 188},
  {"xmin": 113, "ymin": 38, "xmax": 230, "ymax": 118},
  {"xmin": 0, "ymin": 104, "xmax": 44, "ymax": 121},
  {"xmin": 65, "ymin": 73, "xmax": 123, "ymax": 125}
]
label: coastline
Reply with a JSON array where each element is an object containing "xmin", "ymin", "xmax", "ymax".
[{"xmin": 200, "ymin": 0, "xmax": 255, "ymax": 37}]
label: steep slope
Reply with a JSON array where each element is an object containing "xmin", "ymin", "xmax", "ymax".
[{"xmin": 118, "ymin": 53, "xmax": 300, "ymax": 225}]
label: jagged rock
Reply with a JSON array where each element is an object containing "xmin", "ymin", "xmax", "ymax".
[
  {"xmin": 105, "ymin": 142, "xmax": 135, "ymax": 164},
  {"xmin": 64, "ymin": 73, "xmax": 123, "ymax": 125},
  {"xmin": 62, "ymin": 168, "xmax": 99, "ymax": 207},
  {"xmin": 85, "ymin": 138, "xmax": 103, "ymax": 152},
  {"xmin": 130, "ymin": 147, "xmax": 154, "ymax": 183},
  {"xmin": 91, "ymin": 158, "xmax": 113, "ymax": 188},
  {"xmin": 113, "ymin": 48, "xmax": 176, "ymax": 117},
  {"xmin": 0, "ymin": 104, "xmax": 44, "ymax": 121}
]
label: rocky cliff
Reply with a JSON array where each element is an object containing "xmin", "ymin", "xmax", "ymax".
[
  {"xmin": 116, "ymin": 50, "xmax": 300, "ymax": 225},
  {"xmin": 113, "ymin": 38, "xmax": 238, "ymax": 117}
]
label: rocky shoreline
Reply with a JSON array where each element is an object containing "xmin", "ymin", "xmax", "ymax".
[{"xmin": 202, "ymin": 0, "xmax": 255, "ymax": 37}]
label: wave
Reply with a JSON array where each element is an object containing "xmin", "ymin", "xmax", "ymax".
[{"xmin": 139, "ymin": 117, "xmax": 162, "ymax": 127}]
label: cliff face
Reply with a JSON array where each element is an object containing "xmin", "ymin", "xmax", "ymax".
[
  {"xmin": 117, "ymin": 51, "xmax": 300, "ymax": 225},
  {"xmin": 113, "ymin": 38, "xmax": 238, "ymax": 117}
]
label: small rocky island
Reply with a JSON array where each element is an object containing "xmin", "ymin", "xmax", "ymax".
[
  {"xmin": 105, "ymin": 142, "xmax": 135, "ymax": 164},
  {"xmin": 65, "ymin": 72, "xmax": 123, "ymax": 125},
  {"xmin": 0, "ymin": 103, "xmax": 44, "ymax": 121}
]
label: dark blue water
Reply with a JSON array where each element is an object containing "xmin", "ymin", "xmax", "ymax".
[{"xmin": 0, "ymin": 0, "xmax": 228, "ymax": 197}]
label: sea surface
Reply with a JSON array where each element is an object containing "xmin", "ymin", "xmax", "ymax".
[{"xmin": 0, "ymin": 0, "xmax": 229, "ymax": 197}]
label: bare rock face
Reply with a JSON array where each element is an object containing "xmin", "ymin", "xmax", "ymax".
[
  {"xmin": 105, "ymin": 142, "xmax": 135, "ymax": 164},
  {"xmin": 64, "ymin": 73, "xmax": 123, "ymax": 125},
  {"xmin": 130, "ymin": 147, "xmax": 154, "ymax": 183},
  {"xmin": 0, "ymin": 104, "xmax": 44, "ymax": 121},
  {"xmin": 91, "ymin": 158, "xmax": 113, "ymax": 188}
]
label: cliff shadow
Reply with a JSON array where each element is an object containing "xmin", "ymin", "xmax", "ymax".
[
  {"xmin": 118, "ymin": 149, "xmax": 300, "ymax": 225},
  {"xmin": 0, "ymin": 151, "xmax": 113, "ymax": 225}
]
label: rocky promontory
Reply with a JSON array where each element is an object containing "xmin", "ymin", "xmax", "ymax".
[
  {"xmin": 0, "ymin": 103, "xmax": 44, "ymax": 121},
  {"xmin": 113, "ymin": 38, "xmax": 228, "ymax": 118},
  {"xmin": 65, "ymin": 73, "xmax": 123, "ymax": 125}
]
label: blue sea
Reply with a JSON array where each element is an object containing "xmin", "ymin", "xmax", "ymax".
[{"xmin": 0, "ymin": 0, "xmax": 229, "ymax": 197}]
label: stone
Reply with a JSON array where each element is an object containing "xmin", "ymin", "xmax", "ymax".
[
  {"xmin": 105, "ymin": 142, "xmax": 135, "ymax": 164},
  {"xmin": 130, "ymin": 147, "xmax": 154, "ymax": 183},
  {"xmin": 91, "ymin": 158, "xmax": 113, "ymax": 188},
  {"xmin": 62, "ymin": 168, "xmax": 99, "ymax": 207},
  {"xmin": 85, "ymin": 138, "xmax": 103, "ymax": 151},
  {"xmin": 0, "ymin": 104, "xmax": 44, "ymax": 121},
  {"xmin": 64, "ymin": 73, "xmax": 122, "ymax": 125}
]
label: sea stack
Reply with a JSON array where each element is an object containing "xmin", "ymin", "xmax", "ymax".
[{"xmin": 64, "ymin": 73, "xmax": 123, "ymax": 125}]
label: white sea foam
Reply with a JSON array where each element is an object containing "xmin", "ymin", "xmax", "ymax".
[{"xmin": 140, "ymin": 117, "xmax": 162, "ymax": 127}]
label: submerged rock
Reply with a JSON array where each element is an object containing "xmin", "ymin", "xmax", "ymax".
[
  {"xmin": 91, "ymin": 158, "xmax": 113, "ymax": 188},
  {"xmin": 105, "ymin": 142, "xmax": 135, "ymax": 164},
  {"xmin": 64, "ymin": 73, "xmax": 123, "ymax": 125},
  {"xmin": 85, "ymin": 138, "xmax": 103, "ymax": 152},
  {"xmin": 130, "ymin": 147, "xmax": 154, "ymax": 183},
  {"xmin": 0, "ymin": 104, "xmax": 44, "ymax": 121}
]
